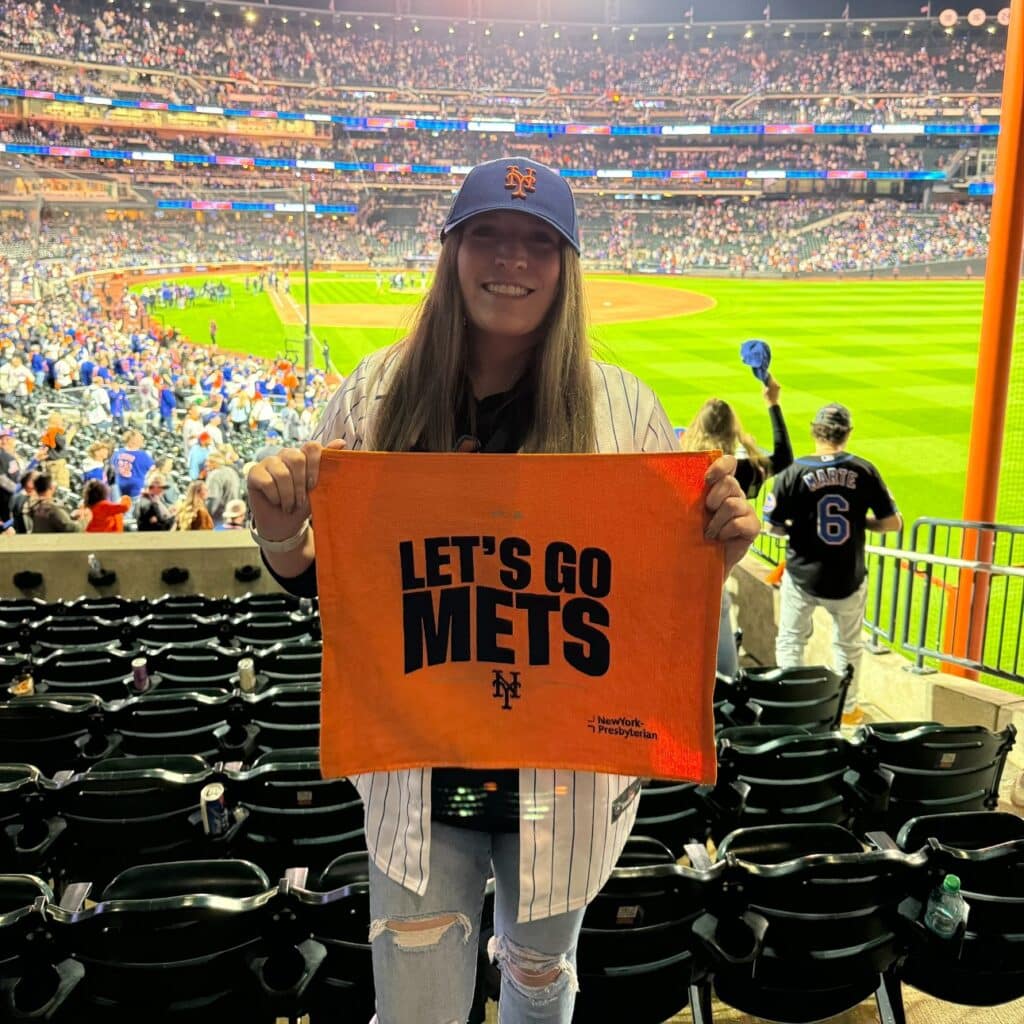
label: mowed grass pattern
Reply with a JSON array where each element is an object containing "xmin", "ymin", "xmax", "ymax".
[{"xmin": 136, "ymin": 273, "xmax": 1024, "ymax": 533}]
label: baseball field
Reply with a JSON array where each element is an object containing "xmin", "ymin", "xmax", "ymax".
[{"xmin": 137, "ymin": 271, "xmax": 1024, "ymax": 532}]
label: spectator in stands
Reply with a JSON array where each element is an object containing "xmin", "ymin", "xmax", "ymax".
[
  {"xmin": 228, "ymin": 389, "xmax": 251, "ymax": 433},
  {"xmin": 0, "ymin": 428, "xmax": 21, "ymax": 525},
  {"xmin": 253, "ymin": 427, "xmax": 284, "ymax": 462},
  {"xmin": 246, "ymin": 156, "xmax": 757, "ymax": 1024},
  {"xmin": 80, "ymin": 479, "xmax": 131, "ymax": 533},
  {"xmin": 187, "ymin": 431, "xmax": 212, "ymax": 480},
  {"xmin": 0, "ymin": 355, "xmax": 30, "ymax": 398},
  {"xmin": 39, "ymin": 412, "xmax": 74, "ymax": 491},
  {"xmin": 157, "ymin": 377, "xmax": 177, "ymax": 431},
  {"xmin": 108, "ymin": 380, "xmax": 130, "ymax": 427},
  {"xmin": 82, "ymin": 440, "xmax": 113, "ymax": 487},
  {"xmin": 84, "ymin": 378, "xmax": 112, "ymax": 427},
  {"xmin": 181, "ymin": 402, "xmax": 205, "ymax": 455},
  {"xmin": 205, "ymin": 413, "xmax": 225, "ymax": 447},
  {"xmin": 217, "ymin": 497, "xmax": 247, "ymax": 530},
  {"xmin": 112, "ymin": 429, "xmax": 155, "ymax": 501},
  {"xmin": 174, "ymin": 479, "xmax": 213, "ymax": 530},
  {"xmin": 10, "ymin": 469, "xmax": 38, "ymax": 534},
  {"xmin": 154, "ymin": 455, "xmax": 180, "ymax": 503},
  {"xmin": 681, "ymin": 374, "xmax": 793, "ymax": 679},
  {"xmin": 136, "ymin": 471, "xmax": 176, "ymax": 531},
  {"xmin": 204, "ymin": 450, "xmax": 242, "ymax": 525},
  {"xmin": 29, "ymin": 474, "xmax": 86, "ymax": 532},
  {"xmin": 251, "ymin": 393, "xmax": 274, "ymax": 432}
]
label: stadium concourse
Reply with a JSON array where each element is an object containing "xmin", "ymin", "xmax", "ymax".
[{"xmin": 3, "ymin": 0, "xmax": 1024, "ymax": 1021}]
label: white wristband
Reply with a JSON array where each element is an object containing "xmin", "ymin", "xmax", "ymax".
[{"xmin": 250, "ymin": 518, "xmax": 311, "ymax": 553}]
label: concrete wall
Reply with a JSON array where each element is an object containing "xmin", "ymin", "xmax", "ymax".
[{"xmin": 0, "ymin": 532, "xmax": 280, "ymax": 603}]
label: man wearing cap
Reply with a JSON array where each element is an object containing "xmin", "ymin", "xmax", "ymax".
[
  {"xmin": 765, "ymin": 403, "xmax": 902, "ymax": 725},
  {"xmin": 187, "ymin": 432, "xmax": 213, "ymax": 481},
  {"xmin": 217, "ymin": 498, "xmax": 247, "ymax": 531}
]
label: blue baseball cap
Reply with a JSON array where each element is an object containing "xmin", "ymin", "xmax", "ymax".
[{"xmin": 441, "ymin": 157, "xmax": 581, "ymax": 254}]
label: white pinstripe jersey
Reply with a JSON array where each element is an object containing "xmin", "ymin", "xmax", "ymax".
[{"xmin": 312, "ymin": 345, "xmax": 683, "ymax": 923}]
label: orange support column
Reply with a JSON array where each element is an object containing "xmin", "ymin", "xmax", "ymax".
[{"xmin": 947, "ymin": 0, "xmax": 1024, "ymax": 677}]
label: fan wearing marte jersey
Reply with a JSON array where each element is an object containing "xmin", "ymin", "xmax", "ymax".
[{"xmin": 765, "ymin": 403, "xmax": 902, "ymax": 725}]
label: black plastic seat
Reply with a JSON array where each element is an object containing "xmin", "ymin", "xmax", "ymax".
[
  {"xmin": 230, "ymin": 612, "xmax": 318, "ymax": 649},
  {"xmin": 615, "ymin": 835, "xmax": 679, "ymax": 867},
  {"xmin": 713, "ymin": 726, "xmax": 853, "ymax": 837},
  {"xmin": 106, "ymin": 690, "xmax": 255, "ymax": 762},
  {"xmin": 846, "ymin": 722, "xmax": 1017, "ymax": 834},
  {"xmin": 0, "ymin": 598, "xmax": 48, "ymax": 625},
  {"xmin": 0, "ymin": 651, "xmax": 31, "ymax": 687},
  {"xmin": 32, "ymin": 616, "xmax": 129, "ymax": 653},
  {"xmin": 0, "ymin": 695, "xmax": 116, "ymax": 776},
  {"xmin": 245, "ymin": 683, "xmax": 321, "ymax": 753},
  {"xmin": 257, "ymin": 641, "xmax": 323, "ymax": 684},
  {"xmin": 33, "ymin": 646, "xmax": 137, "ymax": 700},
  {"xmin": 703, "ymin": 823, "xmax": 924, "ymax": 1023},
  {"xmin": 149, "ymin": 594, "xmax": 227, "ymax": 618},
  {"xmin": 232, "ymin": 593, "xmax": 305, "ymax": 616},
  {"xmin": 134, "ymin": 614, "xmax": 227, "ymax": 650},
  {"xmin": 226, "ymin": 749, "xmax": 365, "ymax": 880},
  {"xmin": 0, "ymin": 873, "xmax": 82, "ymax": 1019},
  {"xmin": 0, "ymin": 764, "xmax": 64, "ymax": 876},
  {"xmin": 60, "ymin": 859, "xmax": 319, "ymax": 1022},
  {"xmin": 50, "ymin": 756, "xmax": 217, "ymax": 896},
  {"xmin": 732, "ymin": 665, "xmax": 849, "ymax": 733},
  {"xmin": 57, "ymin": 597, "xmax": 142, "ymax": 619},
  {"xmin": 145, "ymin": 642, "xmax": 247, "ymax": 692},
  {"xmin": 631, "ymin": 781, "xmax": 717, "ymax": 858},
  {"xmin": 885, "ymin": 811, "xmax": 1024, "ymax": 1009}
]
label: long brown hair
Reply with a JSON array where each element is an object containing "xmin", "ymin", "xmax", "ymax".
[
  {"xmin": 681, "ymin": 398, "xmax": 772, "ymax": 476},
  {"xmin": 369, "ymin": 233, "xmax": 595, "ymax": 453}
]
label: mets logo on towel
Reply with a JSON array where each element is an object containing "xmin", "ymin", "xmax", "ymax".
[{"xmin": 505, "ymin": 165, "xmax": 537, "ymax": 200}]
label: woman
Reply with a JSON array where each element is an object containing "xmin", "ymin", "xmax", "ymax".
[
  {"xmin": 247, "ymin": 157, "xmax": 757, "ymax": 1024},
  {"xmin": 81, "ymin": 479, "xmax": 131, "ymax": 533},
  {"xmin": 681, "ymin": 375, "xmax": 792, "ymax": 500},
  {"xmin": 681, "ymin": 375, "xmax": 793, "ymax": 678},
  {"xmin": 173, "ymin": 480, "xmax": 213, "ymax": 531}
]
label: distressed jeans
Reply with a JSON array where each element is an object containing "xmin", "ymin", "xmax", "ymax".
[{"xmin": 368, "ymin": 821, "xmax": 585, "ymax": 1024}]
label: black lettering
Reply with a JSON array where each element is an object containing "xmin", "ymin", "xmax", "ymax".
[
  {"xmin": 399, "ymin": 540, "xmax": 425, "ymax": 591},
  {"xmin": 449, "ymin": 535, "xmax": 481, "ymax": 584},
  {"xmin": 476, "ymin": 586, "xmax": 515, "ymax": 664},
  {"xmin": 499, "ymin": 537, "xmax": 532, "ymax": 589},
  {"xmin": 544, "ymin": 541, "xmax": 576, "ymax": 593},
  {"xmin": 514, "ymin": 592, "xmax": 560, "ymax": 665},
  {"xmin": 402, "ymin": 587, "xmax": 471, "ymax": 673},
  {"xmin": 578, "ymin": 547, "xmax": 612, "ymax": 598},
  {"xmin": 424, "ymin": 536, "xmax": 453, "ymax": 587},
  {"xmin": 562, "ymin": 598, "xmax": 610, "ymax": 677}
]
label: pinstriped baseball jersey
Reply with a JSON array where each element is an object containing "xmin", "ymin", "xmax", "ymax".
[{"xmin": 312, "ymin": 345, "xmax": 684, "ymax": 923}]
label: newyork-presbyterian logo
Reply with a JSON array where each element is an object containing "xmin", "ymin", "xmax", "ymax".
[{"xmin": 504, "ymin": 165, "xmax": 537, "ymax": 200}]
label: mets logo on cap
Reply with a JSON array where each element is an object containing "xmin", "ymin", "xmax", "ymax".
[{"xmin": 505, "ymin": 165, "xmax": 537, "ymax": 200}]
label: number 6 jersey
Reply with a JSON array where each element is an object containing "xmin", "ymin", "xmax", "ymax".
[{"xmin": 764, "ymin": 451, "xmax": 898, "ymax": 599}]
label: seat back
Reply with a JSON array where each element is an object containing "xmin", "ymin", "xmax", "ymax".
[
  {"xmin": 244, "ymin": 683, "xmax": 321, "ymax": 752},
  {"xmin": 145, "ymin": 642, "xmax": 245, "ymax": 691},
  {"xmin": 714, "ymin": 729, "xmax": 853, "ymax": 834},
  {"xmin": 0, "ymin": 696, "xmax": 108, "ymax": 776},
  {"xmin": 632, "ymin": 780, "xmax": 714, "ymax": 857},
  {"xmin": 134, "ymin": 614, "xmax": 226, "ymax": 650},
  {"xmin": 107, "ymin": 690, "xmax": 237, "ymax": 759},
  {"xmin": 33, "ymin": 616, "xmax": 128, "ymax": 653},
  {"xmin": 711, "ymin": 824, "xmax": 923, "ymax": 1023},
  {"xmin": 231, "ymin": 612, "xmax": 318, "ymax": 648},
  {"xmin": 34, "ymin": 646, "xmax": 135, "ymax": 700},
  {"xmin": 257, "ymin": 641, "xmax": 323, "ymax": 683},
  {"xmin": 738, "ymin": 666, "xmax": 848, "ymax": 732}
]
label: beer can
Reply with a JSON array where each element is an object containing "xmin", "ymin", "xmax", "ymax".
[
  {"xmin": 237, "ymin": 657, "xmax": 256, "ymax": 693},
  {"xmin": 131, "ymin": 657, "xmax": 150, "ymax": 693},
  {"xmin": 8, "ymin": 674, "xmax": 34, "ymax": 697},
  {"xmin": 200, "ymin": 782, "xmax": 230, "ymax": 837}
]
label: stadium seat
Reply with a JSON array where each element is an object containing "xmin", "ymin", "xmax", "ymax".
[
  {"xmin": 226, "ymin": 749, "xmax": 366, "ymax": 880},
  {"xmin": 614, "ymin": 835, "xmax": 679, "ymax": 867},
  {"xmin": 33, "ymin": 646, "xmax": 137, "ymax": 700},
  {"xmin": 145, "ymin": 641, "xmax": 246, "ymax": 692},
  {"xmin": 231, "ymin": 612, "xmax": 319, "ymax": 649},
  {"xmin": 257, "ymin": 641, "xmax": 323, "ymax": 684},
  {"xmin": 881, "ymin": 811, "xmax": 1024, "ymax": 1011},
  {"xmin": 846, "ymin": 721, "xmax": 1017, "ymax": 834},
  {"xmin": 712, "ymin": 726, "xmax": 854, "ymax": 837},
  {"xmin": 106, "ymin": 690, "xmax": 257, "ymax": 762},
  {"xmin": 701, "ymin": 823, "xmax": 923, "ymax": 1024},
  {"xmin": 60, "ymin": 859, "xmax": 321, "ymax": 1022},
  {"xmin": 0, "ymin": 763, "xmax": 64, "ymax": 876},
  {"xmin": 232, "ymin": 593, "xmax": 306, "ymax": 616},
  {"xmin": 0, "ymin": 874, "xmax": 83, "ymax": 1019},
  {"xmin": 730, "ymin": 666, "xmax": 850, "ymax": 733},
  {"xmin": 573, "ymin": 857, "xmax": 729, "ymax": 1024},
  {"xmin": 0, "ymin": 695, "xmax": 118, "ymax": 776},
  {"xmin": 56, "ymin": 596, "xmax": 141, "ymax": 619},
  {"xmin": 244, "ymin": 683, "xmax": 321, "ymax": 754},
  {"xmin": 51, "ymin": 755, "xmax": 219, "ymax": 896},
  {"xmin": 133, "ymin": 613, "xmax": 227, "ymax": 649},
  {"xmin": 149, "ymin": 594, "xmax": 227, "ymax": 618},
  {"xmin": 31, "ymin": 615, "xmax": 130, "ymax": 654}
]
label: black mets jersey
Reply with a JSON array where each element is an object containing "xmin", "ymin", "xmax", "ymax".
[{"xmin": 764, "ymin": 451, "xmax": 898, "ymax": 599}]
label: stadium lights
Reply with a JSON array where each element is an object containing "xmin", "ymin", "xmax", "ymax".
[
  {"xmin": 313, "ymin": 19, "xmax": 320, "ymax": 27},
  {"xmin": 413, "ymin": 23, "xmax": 420, "ymax": 32},
  {"xmin": 451, "ymin": 25, "xmax": 457, "ymax": 33},
  {"xmin": 553, "ymin": 30, "xmax": 560, "ymax": 38},
  {"xmin": 904, "ymin": 24, "xmax": 912, "ymax": 34},
  {"xmin": 783, "ymin": 28, "xmax": 791, "ymax": 37},
  {"xmin": 344, "ymin": 20, "xmax": 351, "ymax": 29},
  {"xmin": 945, "ymin": 25, "xmax": 954, "ymax": 33},
  {"xmin": 484, "ymin": 26, "xmax": 491, "ymax": 35},
  {"xmin": 706, "ymin": 29, "xmax": 715, "ymax": 38},
  {"xmin": 667, "ymin": 29, "xmax": 674, "ymax": 39},
  {"xmin": 212, "ymin": 9, "xmax": 219, "ymax": 17},
  {"xmin": 862, "ymin": 27, "xmax": 871, "ymax": 35},
  {"xmin": 628, "ymin": 31, "xmax": 636, "ymax": 41},
  {"xmin": 518, "ymin": 29, "xmax": 524, "ymax": 37},
  {"xmin": 592, "ymin": 30, "xmax": 599, "ymax": 39},
  {"xmin": 823, "ymin": 26, "xmax": 831, "ymax": 35},
  {"xmin": 988, "ymin": 24, "xmax": 997, "ymax": 32},
  {"xmin": 142, "ymin": 1, "xmax": 150, "ymax": 8},
  {"xmin": 280, "ymin": 15, "xmax": 287, "ymax": 22},
  {"xmin": 244, "ymin": 10, "xmax": 256, "ymax": 22},
  {"xmin": 744, "ymin": 27, "xmax": 754, "ymax": 38}
]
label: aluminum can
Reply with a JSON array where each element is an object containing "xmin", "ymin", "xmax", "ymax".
[
  {"xmin": 200, "ymin": 782, "xmax": 230, "ymax": 836},
  {"xmin": 237, "ymin": 657, "xmax": 256, "ymax": 693},
  {"xmin": 131, "ymin": 657, "xmax": 150, "ymax": 693}
]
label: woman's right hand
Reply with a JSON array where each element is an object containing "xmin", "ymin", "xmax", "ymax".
[
  {"xmin": 246, "ymin": 438, "xmax": 346, "ymax": 541},
  {"xmin": 763, "ymin": 375, "xmax": 781, "ymax": 406}
]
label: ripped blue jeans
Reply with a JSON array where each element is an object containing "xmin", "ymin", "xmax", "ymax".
[{"xmin": 367, "ymin": 821, "xmax": 585, "ymax": 1024}]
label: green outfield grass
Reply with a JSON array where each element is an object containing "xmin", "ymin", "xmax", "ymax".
[{"xmin": 137, "ymin": 273, "xmax": 1023, "ymax": 530}]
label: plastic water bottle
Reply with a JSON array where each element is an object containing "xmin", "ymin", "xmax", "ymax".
[
  {"xmin": 88, "ymin": 553, "xmax": 102, "ymax": 576},
  {"xmin": 924, "ymin": 874, "xmax": 966, "ymax": 939}
]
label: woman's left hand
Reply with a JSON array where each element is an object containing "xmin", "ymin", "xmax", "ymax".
[{"xmin": 704, "ymin": 455, "xmax": 760, "ymax": 574}]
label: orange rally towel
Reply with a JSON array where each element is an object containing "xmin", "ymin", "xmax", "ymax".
[{"xmin": 310, "ymin": 449, "xmax": 724, "ymax": 783}]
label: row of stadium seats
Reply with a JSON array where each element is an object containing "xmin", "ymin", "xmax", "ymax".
[
  {"xmin": 1, "ymin": 715, "xmax": 1014, "ymax": 885},
  {"xmin": 3, "ymin": 813, "xmax": 1023, "ymax": 1023}
]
